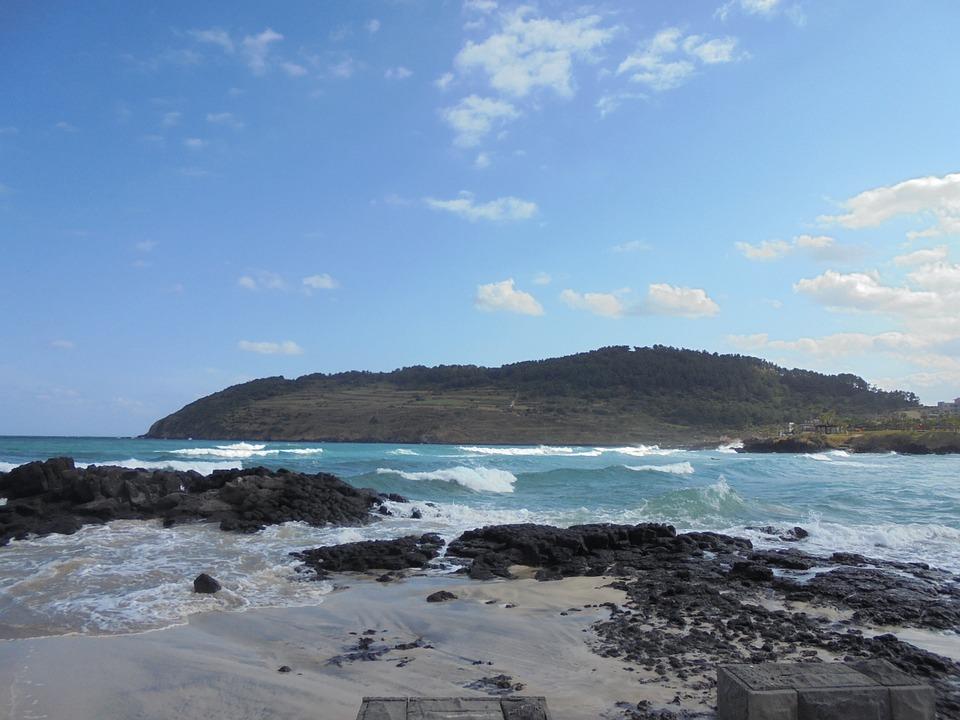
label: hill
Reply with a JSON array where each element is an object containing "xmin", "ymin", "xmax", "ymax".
[{"xmin": 143, "ymin": 346, "xmax": 918, "ymax": 444}]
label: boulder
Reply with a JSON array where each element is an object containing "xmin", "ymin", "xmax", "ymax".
[{"xmin": 193, "ymin": 573, "xmax": 222, "ymax": 594}]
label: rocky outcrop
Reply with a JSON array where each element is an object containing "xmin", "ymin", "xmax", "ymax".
[
  {"xmin": 446, "ymin": 522, "xmax": 753, "ymax": 580},
  {"xmin": 739, "ymin": 436, "xmax": 831, "ymax": 453},
  {"xmin": 292, "ymin": 533, "xmax": 445, "ymax": 578},
  {"xmin": 0, "ymin": 458, "xmax": 401, "ymax": 545}
]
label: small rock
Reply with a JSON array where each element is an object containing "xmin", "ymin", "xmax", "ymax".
[
  {"xmin": 411, "ymin": 507, "xmax": 423, "ymax": 519},
  {"xmin": 193, "ymin": 573, "xmax": 221, "ymax": 594},
  {"xmin": 426, "ymin": 590, "xmax": 457, "ymax": 603},
  {"xmin": 278, "ymin": 665, "xmax": 292, "ymax": 673}
]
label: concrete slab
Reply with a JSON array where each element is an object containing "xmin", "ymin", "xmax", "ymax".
[
  {"xmin": 357, "ymin": 697, "xmax": 552, "ymax": 720},
  {"xmin": 717, "ymin": 661, "xmax": 934, "ymax": 720}
]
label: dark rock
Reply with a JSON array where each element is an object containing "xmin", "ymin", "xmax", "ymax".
[
  {"xmin": 293, "ymin": 534, "xmax": 444, "ymax": 578},
  {"xmin": 277, "ymin": 665, "xmax": 292, "ymax": 673},
  {"xmin": 411, "ymin": 507, "xmax": 423, "ymax": 519},
  {"xmin": 193, "ymin": 573, "xmax": 221, "ymax": 594},
  {"xmin": 426, "ymin": 590, "xmax": 457, "ymax": 603},
  {"xmin": 0, "ymin": 458, "xmax": 403, "ymax": 546},
  {"xmin": 730, "ymin": 561, "xmax": 774, "ymax": 581}
]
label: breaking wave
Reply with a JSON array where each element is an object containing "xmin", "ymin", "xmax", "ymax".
[
  {"xmin": 0, "ymin": 461, "xmax": 17, "ymax": 473},
  {"xmin": 625, "ymin": 461, "xmax": 695, "ymax": 475},
  {"xmin": 376, "ymin": 466, "xmax": 517, "ymax": 493},
  {"xmin": 387, "ymin": 448, "xmax": 420, "ymax": 456},
  {"xmin": 78, "ymin": 458, "xmax": 240, "ymax": 474},
  {"xmin": 459, "ymin": 445, "xmax": 601, "ymax": 457},
  {"xmin": 716, "ymin": 441, "xmax": 743, "ymax": 454},
  {"xmin": 170, "ymin": 442, "xmax": 324, "ymax": 459}
]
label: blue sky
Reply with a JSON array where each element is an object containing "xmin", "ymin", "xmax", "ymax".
[{"xmin": 2, "ymin": 0, "xmax": 960, "ymax": 435}]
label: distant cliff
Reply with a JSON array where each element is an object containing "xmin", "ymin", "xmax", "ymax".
[{"xmin": 144, "ymin": 346, "xmax": 918, "ymax": 444}]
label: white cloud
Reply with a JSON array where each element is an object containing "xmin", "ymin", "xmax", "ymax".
[
  {"xmin": 303, "ymin": 273, "xmax": 339, "ymax": 291},
  {"xmin": 424, "ymin": 191, "xmax": 537, "ymax": 221},
  {"xmin": 189, "ymin": 28, "xmax": 235, "ymax": 53},
  {"xmin": 642, "ymin": 283, "xmax": 720, "ymax": 318},
  {"xmin": 717, "ymin": 0, "xmax": 782, "ymax": 21},
  {"xmin": 328, "ymin": 57, "xmax": 357, "ymax": 79},
  {"xmin": 560, "ymin": 289, "xmax": 625, "ymax": 317},
  {"xmin": 162, "ymin": 111, "xmax": 182, "ymax": 127},
  {"xmin": 893, "ymin": 246, "xmax": 949, "ymax": 266},
  {"xmin": 475, "ymin": 279, "xmax": 543, "ymax": 315},
  {"xmin": 183, "ymin": 137, "xmax": 207, "ymax": 149},
  {"xmin": 281, "ymin": 62, "xmax": 308, "ymax": 77},
  {"xmin": 454, "ymin": 7, "xmax": 615, "ymax": 99},
  {"xmin": 618, "ymin": 28, "xmax": 740, "ymax": 91},
  {"xmin": 385, "ymin": 66, "xmax": 413, "ymax": 80},
  {"xmin": 365, "ymin": 19, "xmax": 381, "ymax": 34},
  {"xmin": 611, "ymin": 240, "xmax": 651, "ymax": 253},
  {"xmin": 818, "ymin": 172, "xmax": 960, "ymax": 240},
  {"xmin": 242, "ymin": 28, "xmax": 283, "ymax": 75},
  {"xmin": 474, "ymin": 152, "xmax": 491, "ymax": 169},
  {"xmin": 50, "ymin": 339, "xmax": 75, "ymax": 350},
  {"xmin": 441, "ymin": 94, "xmax": 519, "ymax": 147},
  {"xmin": 794, "ymin": 270, "xmax": 940, "ymax": 316},
  {"xmin": 237, "ymin": 271, "xmax": 286, "ymax": 291},
  {"xmin": 207, "ymin": 112, "xmax": 243, "ymax": 129},
  {"xmin": 596, "ymin": 91, "xmax": 646, "ymax": 117},
  {"xmin": 435, "ymin": 72, "xmax": 455, "ymax": 90},
  {"xmin": 533, "ymin": 272, "xmax": 551, "ymax": 285},
  {"xmin": 735, "ymin": 238, "xmax": 792, "ymax": 260},
  {"xmin": 54, "ymin": 121, "xmax": 78, "ymax": 132},
  {"xmin": 464, "ymin": 0, "xmax": 498, "ymax": 12},
  {"xmin": 736, "ymin": 234, "xmax": 843, "ymax": 261},
  {"xmin": 135, "ymin": 240, "xmax": 157, "ymax": 252},
  {"xmin": 238, "ymin": 340, "xmax": 303, "ymax": 355}
]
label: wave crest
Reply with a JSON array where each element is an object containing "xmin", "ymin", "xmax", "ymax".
[
  {"xmin": 375, "ymin": 466, "xmax": 516, "ymax": 493},
  {"xmin": 625, "ymin": 461, "xmax": 695, "ymax": 475}
]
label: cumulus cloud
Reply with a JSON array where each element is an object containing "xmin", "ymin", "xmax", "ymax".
[
  {"xmin": 736, "ymin": 234, "xmax": 842, "ymax": 261},
  {"xmin": 618, "ymin": 28, "xmax": 741, "ymax": 92},
  {"xmin": 475, "ymin": 279, "xmax": 544, "ymax": 315},
  {"xmin": 453, "ymin": 7, "xmax": 615, "ymax": 99},
  {"xmin": 533, "ymin": 272, "xmax": 551, "ymax": 285},
  {"xmin": 894, "ymin": 246, "xmax": 949, "ymax": 266},
  {"xmin": 365, "ymin": 19, "xmax": 381, "ymax": 34},
  {"xmin": 560, "ymin": 289, "xmax": 625, "ymax": 317},
  {"xmin": 819, "ymin": 172, "xmax": 960, "ymax": 240},
  {"xmin": 385, "ymin": 66, "xmax": 413, "ymax": 80},
  {"xmin": 441, "ymin": 94, "xmax": 519, "ymax": 147},
  {"xmin": 238, "ymin": 340, "xmax": 303, "ymax": 355},
  {"xmin": 237, "ymin": 271, "xmax": 286, "ymax": 291},
  {"xmin": 424, "ymin": 191, "xmax": 537, "ymax": 221},
  {"xmin": 793, "ymin": 270, "xmax": 940, "ymax": 316},
  {"xmin": 302, "ymin": 273, "xmax": 339, "ymax": 291},
  {"xmin": 435, "ymin": 72, "xmax": 455, "ymax": 90},
  {"xmin": 242, "ymin": 28, "xmax": 283, "ymax": 75},
  {"xmin": 641, "ymin": 283, "xmax": 720, "ymax": 318}
]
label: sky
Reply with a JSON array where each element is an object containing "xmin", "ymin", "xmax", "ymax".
[{"xmin": 2, "ymin": 1, "xmax": 960, "ymax": 436}]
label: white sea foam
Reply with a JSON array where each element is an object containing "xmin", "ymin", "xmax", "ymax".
[
  {"xmin": 0, "ymin": 461, "xmax": 17, "ymax": 473},
  {"xmin": 605, "ymin": 445, "xmax": 679, "ymax": 457},
  {"xmin": 716, "ymin": 441, "xmax": 743, "ymax": 453},
  {"xmin": 387, "ymin": 448, "xmax": 420, "ymax": 456},
  {"xmin": 77, "ymin": 458, "xmax": 240, "ymax": 474},
  {"xmin": 625, "ymin": 461, "xmax": 695, "ymax": 475},
  {"xmin": 170, "ymin": 442, "xmax": 324, "ymax": 459},
  {"xmin": 458, "ymin": 445, "xmax": 602, "ymax": 457},
  {"xmin": 376, "ymin": 466, "xmax": 517, "ymax": 493},
  {"xmin": 805, "ymin": 452, "xmax": 833, "ymax": 461},
  {"xmin": 828, "ymin": 449, "xmax": 851, "ymax": 457}
]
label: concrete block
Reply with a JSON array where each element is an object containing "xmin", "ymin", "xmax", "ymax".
[
  {"xmin": 797, "ymin": 686, "xmax": 889, "ymax": 720},
  {"xmin": 356, "ymin": 697, "xmax": 551, "ymax": 720},
  {"xmin": 717, "ymin": 662, "xmax": 933, "ymax": 720}
]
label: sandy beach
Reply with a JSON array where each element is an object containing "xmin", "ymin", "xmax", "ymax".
[{"xmin": 0, "ymin": 574, "xmax": 676, "ymax": 720}]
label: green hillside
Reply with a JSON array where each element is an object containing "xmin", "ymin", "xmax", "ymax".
[{"xmin": 144, "ymin": 346, "xmax": 918, "ymax": 444}]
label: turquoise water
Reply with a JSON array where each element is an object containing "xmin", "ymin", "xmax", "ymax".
[{"xmin": 1, "ymin": 436, "xmax": 958, "ymax": 636}]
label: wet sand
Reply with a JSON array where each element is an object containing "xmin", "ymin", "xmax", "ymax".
[{"xmin": 0, "ymin": 574, "xmax": 669, "ymax": 720}]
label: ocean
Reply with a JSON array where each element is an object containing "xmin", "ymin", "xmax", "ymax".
[{"xmin": 1, "ymin": 436, "xmax": 958, "ymax": 637}]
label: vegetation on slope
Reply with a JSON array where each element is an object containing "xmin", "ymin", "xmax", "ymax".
[{"xmin": 145, "ymin": 346, "xmax": 918, "ymax": 443}]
